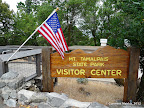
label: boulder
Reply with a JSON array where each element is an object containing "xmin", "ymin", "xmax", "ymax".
[
  {"xmin": 1, "ymin": 71, "xmax": 18, "ymax": 80},
  {"xmin": 88, "ymin": 102, "xmax": 109, "ymax": 108},
  {"xmin": 0, "ymin": 81, "xmax": 6, "ymax": 88},
  {"xmin": 29, "ymin": 93, "xmax": 47, "ymax": 103},
  {"xmin": 5, "ymin": 99, "xmax": 17, "ymax": 107},
  {"xmin": 18, "ymin": 89, "xmax": 35, "ymax": 104},
  {"xmin": 50, "ymin": 97, "xmax": 65, "ymax": 107},
  {"xmin": 61, "ymin": 99, "xmax": 90, "ymax": 108}
]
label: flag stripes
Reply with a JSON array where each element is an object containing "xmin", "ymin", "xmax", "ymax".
[
  {"xmin": 38, "ymin": 11, "xmax": 68, "ymax": 59},
  {"xmin": 38, "ymin": 24, "xmax": 64, "ymax": 58}
]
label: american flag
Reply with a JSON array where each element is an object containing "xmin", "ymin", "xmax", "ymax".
[{"xmin": 38, "ymin": 12, "xmax": 69, "ymax": 59}]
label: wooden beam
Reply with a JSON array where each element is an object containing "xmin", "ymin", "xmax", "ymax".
[
  {"xmin": 42, "ymin": 47, "xmax": 53, "ymax": 92},
  {"xmin": 123, "ymin": 47, "xmax": 140, "ymax": 102},
  {"xmin": 36, "ymin": 54, "xmax": 41, "ymax": 77}
]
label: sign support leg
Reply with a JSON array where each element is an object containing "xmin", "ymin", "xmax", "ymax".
[
  {"xmin": 123, "ymin": 47, "xmax": 140, "ymax": 102},
  {"xmin": 42, "ymin": 47, "xmax": 53, "ymax": 92}
]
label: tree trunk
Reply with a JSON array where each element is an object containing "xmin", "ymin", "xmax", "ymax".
[
  {"xmin": 136, "ymin": 48, "xmax": 144, "ymax": 102},
  {"xmin": 68, "ymin": 24, "xmax": 71, "ymax": 46},
  {"xmin": 137, "ymin": 73, "xmax": 144, "ymax": 102},
  {"xmin": 92, "ymin": 30, "xmax": 96, "ymax": 46}
]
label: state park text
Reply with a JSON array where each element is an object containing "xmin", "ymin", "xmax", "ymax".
[{"xmin": 51, "ymin": 46, "xmax": 129, "ymax": 78}]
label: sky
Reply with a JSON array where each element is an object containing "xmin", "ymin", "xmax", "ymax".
[{"xmin": 2, "ymin": 0, "xmax": 26, "ymax": 12}]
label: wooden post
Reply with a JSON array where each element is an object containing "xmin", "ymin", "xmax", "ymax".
[
  {"xmin": 123, "ymin": 47, "xmax": 140, "ymax": 102},
  {"xmin": 4, "ymin": 62, "xmax": 8, "ymax": 73},
  {"xmin": 42, "ymin": 47, "xmax": 53, "ymax": 92},
  {"xmin": 0, "ymin": 59, "xmax": 8, "ymax": 76},
  {"xmin": 36, "ymin": 54, "xmax": 41, "ymax": 77}
]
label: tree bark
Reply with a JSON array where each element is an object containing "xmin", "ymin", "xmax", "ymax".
[
  {"xmin": 92, "ymin": 30, "xmax": 96, "ymax": 46},
  {"xmin": 136, "ymin": 48, "xmax": 144, "ymax": 102}
]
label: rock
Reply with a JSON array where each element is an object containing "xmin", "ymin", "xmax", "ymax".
[
  {"xmin": 29, "ymin": 93, "xmax": 47, "ymax": 103},
  {"xmin": 0, "ymin": 81, "xmax": 6, "ymax": 88},
  {"xmin": 47, "ymin": 92, "xmax": 68, "ymax": 100},
  {"xmin": 26, "ymin": 84, "xmax": 40, "ymax": 92},
  {"xmin": 88, "ymin": 102, "xmax": 109, "ymax": 108},
  {"xmin": 1, "ymin": 71, "xmax": 18, "ymax": 80},
  {"xmin": 1, "ymin": 86, "xmax": 12, "ymax": 93},
  {"xmin": 61, "ymin": 99, "xmax": 90, "ymax": 108},
  {"xmin": 18, "ymin": 89, "xmax": 35, "ymax": 103},
  {"xmin": 7, "ymin": 75, "xmax": 24, "ymax": 89},
  {"xmin": 0, "ymin": 89, "xmax": 2, "ymax": 94},
  {"xmin": 29, "ymin": 102, "xmax": 40, "ymax": 107},
  {"xmin": 108, "ymin": 105, "xmax": 122, "ymax": 108},
  {"xmin": 25, "ymin": 82, "xmax": 32, "ymax": 88},
  {"xmin": 61, "ymin": 93, "xmax": 69, "ymax": 100},
  {"xmin": 50, "ymin": 97, "xmax": 65, "ymax": 107},
  {"xmin": 5, "ymin": 99, "xmax": 17, "ymax": 107},
  {"xmin": 2, "ymin": 93, "xmax": 9, "ymax": 100},
  {"xmin": 18, "ymin": 94, "xmax": 28, "ymax": 103},
  {"xmin": 1, "ymin": 87, "xmax": 12, "ymax": 100},
  {"xmin": 38, "ymin": 102, "xmax": 53, "ymax": 108},
  {"xmin": 9, "ymin": 90, "xmax": 17, "ymax": 99}
]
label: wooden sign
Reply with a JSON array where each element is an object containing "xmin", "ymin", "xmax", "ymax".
[{"xmin": 51, "ymin": 46, "xmax": 129, "ymax": 78}]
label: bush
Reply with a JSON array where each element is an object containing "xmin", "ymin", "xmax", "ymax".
[{"xmin": 77, "ymin": 78, "xmax": 88, "ymax": 84}]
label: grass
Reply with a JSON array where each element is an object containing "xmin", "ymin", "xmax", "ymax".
[{"xmin": 54, "ymin": 78, "xmax": 124, "ymax": 105}]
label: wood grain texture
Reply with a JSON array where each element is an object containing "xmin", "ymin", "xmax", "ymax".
[
  {"xmin": 123, "ymin": 47, "xmax": 140, "ymax": 102},
  {"xmin": 36, "ymin": 54, "xmax": 41, "ymax": 77},
  {"xmin": 51, "ymin": 46, "xmax": 129, "ymax": 78},
  {"xmin": 42, "ymin": 47, "xmax": 53, "ymax": 92}
]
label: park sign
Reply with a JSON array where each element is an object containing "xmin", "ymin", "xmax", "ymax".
[{"xmin": 51, "ymin": 46, "xmax": 129, "ymax": 78}]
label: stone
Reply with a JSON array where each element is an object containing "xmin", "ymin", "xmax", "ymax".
[
  {"xmin": 1, "ymin": 87, "xmax": 12, "ymax": 100},
  {"xmin": 50, "ymin": 97, "xmax": 65, "ymax": 107},
  {"xmin": 29, "ymin": 93, "xmax": 47, "ymax": 103},
  {"xmin": 18, "ymin": 89, "xmax": 35, "ymax": 103},
  {"xmin": 9, "ymin": 90, "xmax": 17, "ymax": 99},
  {"xmin": 1, "ymin": 71, "xmax": 18, "ymax": 80},
  {"xmin": 0, "ymin": 89, "xmax": 2, "ymax": 94},
  {"xmin": 108, "ymin": 105, "xmax": 122, "ymax": 108},
  {"xmin": 0, "ymin": 81, "xmax": 6, "ymax": 88},
  {"xmin": 2, "ymin": 93, "xmax": 9, "ymax": 100},
  {"xmin": 38, "ymin": 102, "xmax": 54, "ymax": 108},
  {"xmin": 29, "ymin": 102, "xmax": 40, "ymax": 107},
  {"xmin": 1, "ymin": 86, "xmax": 12, "ymax": 93},
  {"xmin": 18, "ymin": 94, "xmax": 28, "ymax": 102},
  {"xmin": 5, "ymin": 99, "xmax": 17, "ymax": 107},
  {"xmin": 88, "ymin": 102, "xmax": 109, "ymax": 108},
  {"xmin": 61, "ymin": 99, "xmax": 90, "ymax": 108},
  {"xmin": 7, "ymin": 75, "xmax": 24, "ymax": 89},
  {"xmin": 25, "ymin": 82, "xmax": 32, "ymax": 88},
  {"xmin": 61, "ymin": 93, "xmax": 69, "ymax": 100},
  {"xmin": 47, "ymin": 92, "xmax": 68, "ymax": 100}
]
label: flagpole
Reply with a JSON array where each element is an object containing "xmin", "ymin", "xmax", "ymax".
[{"xmin": 6, "ymin": 7, "xmax": 59, "ymax": 62}]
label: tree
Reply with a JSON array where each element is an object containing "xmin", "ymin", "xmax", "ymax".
[
  {"xmin": 0, "ymin": 0, "xmax": 13, "ymax": 45},
  {"xmin": 11, "ymin": 10, "xmax": 38, "ymax": 45},
  {"xmin": 107, "ymin": 0, "xmax": 144, "ymax": 102},
  {"xmin": 17, "ymin": 0, "xmax": 40, "ymax": 14},
  {"xmin": 37, "ymin": 0, "xmax": 86, "ymax": 46},
  {"xmin": 80, "ymin": 0, "xmax": 100, "ymax": 46},
  {"xmin": 10, "ymin": 0, "xmax": 42, "ymax": 45}
]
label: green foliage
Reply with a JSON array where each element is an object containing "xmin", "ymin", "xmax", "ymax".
[
  {"xmin": 77, "ymin": 78, "xmax": 88, "ymax": 84},
  {"xmin": 36, "ymin": 3, "xmax": 54, "ymax": 25},
  {"xmin": 0, "ymin": 1, "xmax": 13, "ymax": 45},
  {"xmin": 11, "ymin": 11, "xmax": 38, "ymax": 45},
  {"xmin": 80, "ymin": 0, "xmax": 100, "ymax": 46}
]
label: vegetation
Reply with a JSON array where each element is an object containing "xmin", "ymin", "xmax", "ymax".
[
  {"xmin": 0, "ymin": 0, "xmax": 144, "ymax": 102},
  {"xmin": 54, "ymin": 78, "xmax": 124, "ymax": 105}
]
